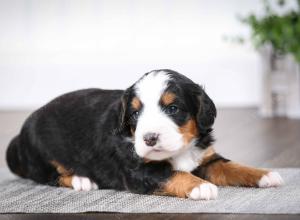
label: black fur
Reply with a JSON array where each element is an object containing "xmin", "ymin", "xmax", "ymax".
[
  {"xmin": 6, "ymin": 69, "xmax": 216, "ymax": 194},
  {"xmin": 166, "ymin": 69, "xmax": 216, "ymax": 149}
]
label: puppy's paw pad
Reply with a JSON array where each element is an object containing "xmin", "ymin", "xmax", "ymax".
[
  {"xmin": 71, "ymin": 176, "xmax": 98, "ymax": 191},
  {"xmin": 188, "ymin": 183, "xmax": 218, "ymax": 200},
  {"xmin": 258, "ymin": 171, "xmax": 284, "ymax": 188}
]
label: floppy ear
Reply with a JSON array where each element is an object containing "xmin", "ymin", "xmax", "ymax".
[
  {"xmin": 119, "ymin": 92, "xmax": 128, "ymax": 130},
  {"xmin": 195, "ymin": 85, "xmax": 217, "ymax": 130},
  {"xmin": 118, "ymin": 88, "xmax": 131, "ymax": 135}
]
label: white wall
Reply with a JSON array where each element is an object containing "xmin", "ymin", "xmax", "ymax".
[{"xmin": 0, "ymin": 0, "xmax": 297, "ymax": 109}]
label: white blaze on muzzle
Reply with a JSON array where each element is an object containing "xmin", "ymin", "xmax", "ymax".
[{"xmin": 133, "ymin": 71, "xmax": 184, "ymax": 160}]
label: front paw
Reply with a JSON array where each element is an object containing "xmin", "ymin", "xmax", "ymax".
[
  {"xmin": 188, "ymin": 182, "xmax": 218, "ymax": 200},
  {"xmin": 258, "ymin": 171, "xmax": 284, "ymax": 188},
  {"xmin": 71, "ymin": 176, "xmax": 99, "ymax": 191}
]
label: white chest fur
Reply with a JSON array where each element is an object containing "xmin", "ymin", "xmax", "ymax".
[{"xmin": 168, "ymin": 146, "xmax": 204, "ymax": 172}]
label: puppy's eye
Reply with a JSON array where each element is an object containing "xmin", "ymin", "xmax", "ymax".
[
  {"xmin": 164, "ymin": 105, "xmax": 179, "ymax": 115},
  {"xmin": 131, "ymin": 111, "xmax": 140, "ymax": 120}
]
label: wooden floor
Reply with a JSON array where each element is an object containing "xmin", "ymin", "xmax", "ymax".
[{"xmin": 0, "ymin": 108, "xmax": 299, "ymax": 220}]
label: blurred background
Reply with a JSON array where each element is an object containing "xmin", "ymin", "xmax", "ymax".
[
  {"xmin": 0, "ymin": 0, "xmax": 297, "ymax": 110},
  {"xmin": 0, "ymin": 0, "xmax": 300, "ymax": 168}
]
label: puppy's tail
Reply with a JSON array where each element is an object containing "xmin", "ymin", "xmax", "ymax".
[{"xmin": 6, "ymin": 135, "xmax": 26, "ymax": 177}]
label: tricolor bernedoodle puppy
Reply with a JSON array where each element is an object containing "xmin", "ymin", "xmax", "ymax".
[{"xmin": 6, "ymin": 69, "xmax": 283, "ymax": 200}]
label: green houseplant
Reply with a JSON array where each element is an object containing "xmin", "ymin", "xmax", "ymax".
[
  {"xmin": 241, "ymin": 0, "xmax": 300, "ymax": 62},
  {"xmin": 230, "ymin": 0, "xmax": 300, "ymax": 118}
]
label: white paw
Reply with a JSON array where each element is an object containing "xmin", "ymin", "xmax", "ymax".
[
  {"xmin": 258, "ymin": 171, "xmax": 284, "ymax": 188},
  {"xmin": 188, "ymin": 183, "xmax": 218, "ymax": 200},
  {"xmin": 71, "ymin": 176, "xmax": 99, "ymax": 191}
]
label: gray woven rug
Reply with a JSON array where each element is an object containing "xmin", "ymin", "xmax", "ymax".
[{"xmin": 0, "ymin": 168, "xmax": 299, "ymax": 214}]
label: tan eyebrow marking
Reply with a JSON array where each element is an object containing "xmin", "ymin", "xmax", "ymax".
[
  {"xmin": 131, "ymin": 97, "xmax": 142, "ymax": 110},
  {"xmin": 161, "ymin": 92, "xmax": 176, "ymax": 106}
]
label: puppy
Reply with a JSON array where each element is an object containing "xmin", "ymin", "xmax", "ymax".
[{"xmin": 6, "ymin": 69, "xmax": 283, "ymax": 200}]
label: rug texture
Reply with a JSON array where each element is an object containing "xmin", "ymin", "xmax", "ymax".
[{"xmin": 0, "ymin": 168, "xmax": 299, "ymax": 214}]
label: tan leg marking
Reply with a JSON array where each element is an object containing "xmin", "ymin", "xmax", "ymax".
[
  {"xmin": 206, "ymin": 161, "xmax": 268, "ymax": 187},
  {"xmin": 197, "ymin": 147, "xmax": 283, "ymax": 187},
  {"xmin": 157, "ymin": 171, "xmax": 207, "ymax": 198},
  {"xmin": 50, "ymin": 161, "xmax": 99, "ymax": 190},
  {"xmin": 58, "ymin": 175, "xmax": 73, "ymax": 187},
  {"xmin": 50, "ymin": 160, "xmax": 74, "ymax": 188}
]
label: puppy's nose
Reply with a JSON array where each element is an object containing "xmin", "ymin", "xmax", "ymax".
[{"xmin": 143, "ymin": 133, "xmax": 159, "ymax": 147}]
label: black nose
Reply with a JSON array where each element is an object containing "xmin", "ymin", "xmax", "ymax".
[{"xmin": 143, "ymin": 133, "xmax": 159, "ymax": 147}]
